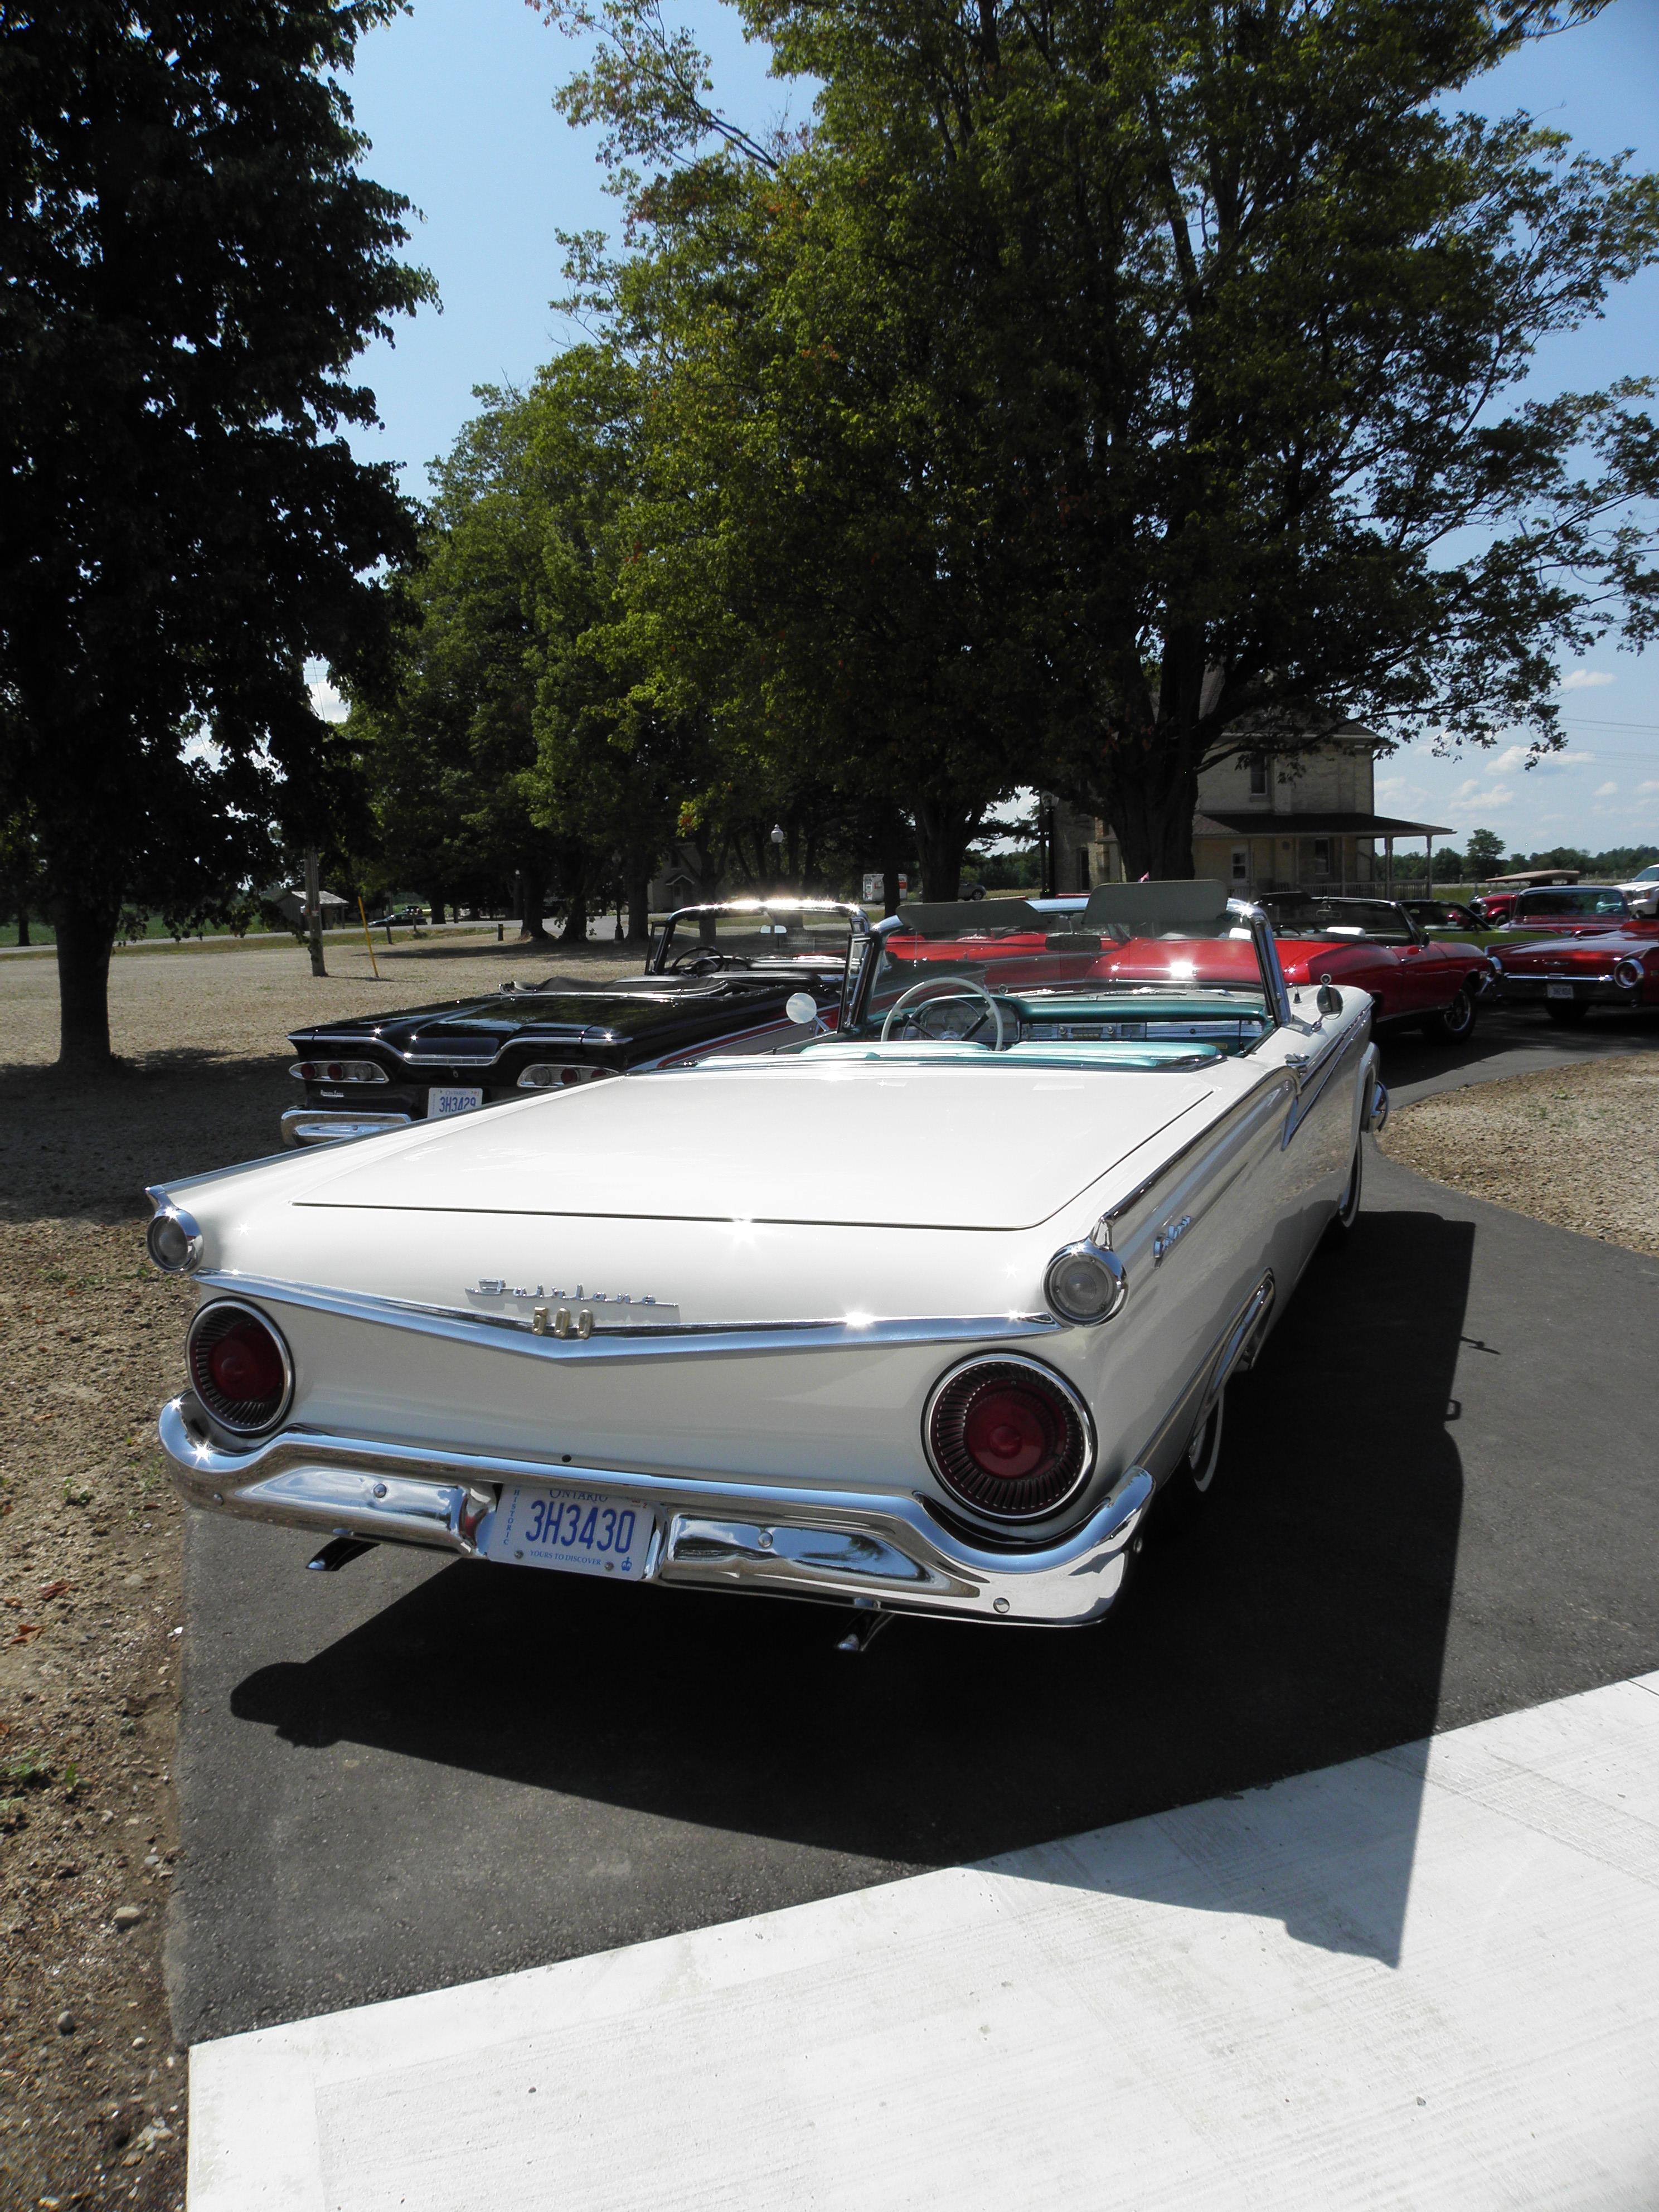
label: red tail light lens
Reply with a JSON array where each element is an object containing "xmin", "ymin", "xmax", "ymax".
[
  {"xmin": 924, "ymin": 1357, "xmax": 1093, "ymax": 1520},
  {"xmin": 188, "ymin": 1301, "xmax": 293, "ymax": 1435}
]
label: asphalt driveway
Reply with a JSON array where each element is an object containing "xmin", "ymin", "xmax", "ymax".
[{"xmin": 167, "ymin": 1056, "xmax": 1659, "ymax": 2042}]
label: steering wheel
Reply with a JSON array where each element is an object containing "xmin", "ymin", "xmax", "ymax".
[
  {"xmin": 668, "ymin": 948, "xmax": 753, "ymax": 974},
  {"xmin": 880, "ymin": 976, "xmax": 1011, "ymax": 1049}
]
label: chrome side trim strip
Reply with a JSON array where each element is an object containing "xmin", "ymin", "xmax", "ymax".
[
  {"xmin": 191, "ymin": 1271, "xmax": 1064, "ymax": 1361},
  {"xmin": 1094, "ymin": 1070, "xmax": 1292, "ymax": 1243},
  {"xmin": 1136, "ymin": 1270, "xmax": 1277, "ymax": 1482},
  {"xmin": 280, "ymin": 1110, "xmax": 415, "ymax": 1149},
  {"xmin": 1282, "ymin": 1016, "xmax": 1368, "ymax": 1144}
]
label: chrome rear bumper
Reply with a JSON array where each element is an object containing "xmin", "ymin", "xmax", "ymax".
[
  {"xmin": 281, "ymin": 1109, "xmax": 414, "ymax": 1148},
  {"xmin": 158, "ymin": 1397, "xmax": 1151, "ymax": 1627},
  {"xmin": 1493, "ymin": 974, "xmax": 1629, "ymax": 1007}
]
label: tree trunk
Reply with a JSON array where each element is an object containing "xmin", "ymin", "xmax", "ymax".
[
  {"xmin": 17, "ymin": 906, "xmax": 29, "ymax": 947},
  {"xmin": 556, "ymin": 856, "xmax": 587, "ymax": 946},
  {"xmin": 912, "ymin": 795, "xmax": 983, "ymax": 903},
  {"xmin": 427, "ymin": 895, "xmax": 447, "ymax": 925},
  {"xmin": 627, "ymin": 861, "xmax": 652, "ymax": 943},
  {"xmin": 304, "ymin": 846, "xmax": 327, "ymax": 976},
  {"xmin": 1085, "ymin": 736, "xmax": 1199, "ymax": 882},
  {"xmin": 520, "ymin": 856, "xmax": 551, "ymax": 942},
  {"xmin": 52, "ymin": 891, "xmax": 119, "ymax": 1070}
]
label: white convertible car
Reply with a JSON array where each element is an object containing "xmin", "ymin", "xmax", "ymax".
[{"xmin": 151, "ymin": 882, "xmax": 1385, "ymax": 1636}]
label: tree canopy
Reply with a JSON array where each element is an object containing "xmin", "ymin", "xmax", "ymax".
[
  {"xmin": 1, "ymin": 0, "xmax": 433, "ymax": 1063},
  {"xmin": 528, "ymin": 0, "xmax": 1659, "ymax": 882}
]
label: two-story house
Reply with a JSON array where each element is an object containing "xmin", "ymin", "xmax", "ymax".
[{"xmin": 1047, "ymin": 722, "xmax": 1450, "ymax": 897}]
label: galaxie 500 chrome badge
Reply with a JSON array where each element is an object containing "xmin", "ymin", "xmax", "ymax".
[{"xmin": 468, "ymin": 1279, "xmax": 681, "ymax": 1332}]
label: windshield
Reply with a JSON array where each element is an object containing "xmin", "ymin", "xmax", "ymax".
[
  {"xmin": 1264, "ymin": 896, "xmax": 1416, "ymax": 945},
  {"xmin": 1515, "ymin": 889, "xmax": 1627, "ymax": 919},
  {"xmin": 848, "ymin": 883, "xmax": 1276, "ymax": 1052},
  {"xmin": 654, "ymin": 902, "xmax": 856, "ymax": 976}
]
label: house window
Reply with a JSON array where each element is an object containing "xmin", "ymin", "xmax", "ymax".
[
  {"xmin": 1249, "ymin": 753, "xmax": 1268, "ymax": 797},
  {"xmin": 1076, "ymin": 847, "xmax": 1092, "ymax": 892},
  {"xmin": 1231, "ymin": 847, "xmax": 1249, "ymax": 884},
  {"xmin": 1313, "ymin": 840, "xmax": 1331, "ymax": 880}
]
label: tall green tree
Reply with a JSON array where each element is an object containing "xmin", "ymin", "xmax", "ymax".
[
  {"xmin": 1, "ymin": 1, "xmax": 433, "ymax": 1064},
  {"xmin": 540, "ymin": 0, "xmax": 1659, "ymax": 878}
]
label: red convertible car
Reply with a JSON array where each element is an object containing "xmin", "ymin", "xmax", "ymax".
[
  {"xmin": 1488, "ymin": 924, "xmax": 1659, "ymax": 1025},
  {"xmin": 1255, "ymin": 895, "xmax": 1493, "ymax": 1041}
]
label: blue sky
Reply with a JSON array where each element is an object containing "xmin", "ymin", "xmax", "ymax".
[{"xmin": 329, "ymin": 0, "xmax": 1659, "ymax": 857}]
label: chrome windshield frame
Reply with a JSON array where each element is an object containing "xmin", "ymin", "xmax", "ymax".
[
  {"xmin": 846, "ymin": 895, "xmax": 1293, "ymax": 1039},
  {"xmin": 647, "ymin": 898, "xmax": 871, "ymax": 981}
]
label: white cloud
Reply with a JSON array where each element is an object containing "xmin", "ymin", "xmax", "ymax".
[
  {"xmin": 1639, "ymin": 781, "xmax": 1659, "ymax": 795},
  {"xmin": 1453, "ymin": 778, "xmax": 1514, "ymax": 809},
  {"xmin": 1558, "ymin": 670, "xmax": 1616, "ymax": 691},
  {"xmin": 1594, "ymin": 781, "xmax": 1618, "ymax": 797},
  {"xmin": 309, "ymin": 677, "xmax": 348, "ymax": 724}
]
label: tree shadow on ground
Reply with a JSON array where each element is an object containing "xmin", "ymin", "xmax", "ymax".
[
  {"xmin": 0, "ymin": 1053, "xmax": 297, "ymax": 1222},
  {"xmin": 229, "ymin": 1199, "xmax": 1471, "ymax": 1967}
]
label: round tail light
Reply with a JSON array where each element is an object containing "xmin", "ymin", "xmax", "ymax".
[
  {"xmin": 1616, "ymin": 955, "xmax": 1646, "ymax": 992},
  {"xmin": 187, "ymin": 1301, "xmax": 293, "ymax": 1436},
  {"xmin": 924, "ymin": 1356, "xmax": 1093, "ymax": 1521}
]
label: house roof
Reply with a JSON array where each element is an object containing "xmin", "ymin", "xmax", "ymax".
[{"xmin": 1193, "ymin": 810, "xmax": 1453, "ymax": 840}]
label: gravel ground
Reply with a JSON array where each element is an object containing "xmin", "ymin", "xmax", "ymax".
[
  {"xmin": 0, "ymin": 933, "xmax": 638, "ymax": 2210},
  {"xmin": 1381, "ymin": 1055, "xmax": 1659, "ymax": 1255}
]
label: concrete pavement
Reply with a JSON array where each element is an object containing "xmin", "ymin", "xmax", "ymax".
[{"xmin": 186, "ymin": 1671, "xmax": 1659, "ymax": 2211}]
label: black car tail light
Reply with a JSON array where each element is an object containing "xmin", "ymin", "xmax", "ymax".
[
  {"xmin": 924, "ymin": 1356, "xmax": 1093, "ymax": 1521},
  {"xmin": 188, "ymin": 1301, "xmax": 294, "ymax": 1436}
]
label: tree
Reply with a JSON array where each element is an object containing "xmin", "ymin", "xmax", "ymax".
[
  {"xmin": 538, "ymin": 0, "xmax": 1659, "ymax": 878},
  {"xmin": 1, "ymin": 2, "xmax": 433, "ymax": 1065},
  {"xmin": 1464, "ymin": 827, "xmax": 1508, "ymax": 876}
]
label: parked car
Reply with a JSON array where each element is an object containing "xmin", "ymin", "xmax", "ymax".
[
  {"xmin": 1487, "ymin": 922, "xmax": 1659, "ymax": 1025},
  {"xmin": 282, "ymin": 900, "xmax": 862, "ymax": 1147},
  {"xmin": 1253, "ymin": 894, "xmax": 1493, "ymax": 1042},
  {"xmin": 1397, "ymin": 899, "xmax": 1482, "ymax": 932},
  {"xmin": 1468, "ymin": 891, "xmax": 1518, "ymax": 925},
  {"xmin": 1613, "ymin": 864, "xmax": 1659, "ymax": 917},
  {"xmin": 1496, "ymin": 885, "xmax": 1647, "ymax": 934},
  {"xmin": 148, "ymin": 882, "xmax": 1385, "ymax": 1632}
]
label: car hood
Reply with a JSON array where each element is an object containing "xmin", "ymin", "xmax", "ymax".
[{"xmin": 292, "ymin": 1058, "xmax": 1225, "ymax": 1232}]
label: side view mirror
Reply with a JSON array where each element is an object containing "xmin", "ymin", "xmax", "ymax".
[
  {"xmin": 785, "ymin": 992, "xmax": 820, "ymax": 1028},
  {"xmin": 1316, "ymin": 983, "xmax": 1342, "ymax": 1017}
]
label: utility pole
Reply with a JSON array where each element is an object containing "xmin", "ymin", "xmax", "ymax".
[{"xmin": 304, "ymin": 845, "xmax": 327, "ymax": 978}]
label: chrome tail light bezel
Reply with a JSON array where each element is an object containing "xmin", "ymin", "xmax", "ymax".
[
  {"xmin": 923, "ymin": 1354, "xmax": 1095, "ymax": 1523},
  {"xmin": 516, "ymin": 1063, "xmax": 619, "ymax": 1091},
  {"xmin": 187, "ymin": 1299, "xmax": 295, "ymax": 1438},
  {"xmin": 1616, "ymin": 955, "xmax": 1646, "ymax": 992},
  {"xmin": 146, "ymin": 1206, "xmax": 204, "ymax": 1274},
  {"xmin": 1044, "ymin": 1240, "xmax": 1127, "ymax": 1326},
  {"xmin": 289, "ymin": 1060, "xmax": 390, "ymax": 1085}
]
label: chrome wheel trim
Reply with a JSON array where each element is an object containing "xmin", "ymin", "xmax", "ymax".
[
  {"xmin": 1337, "ymin": 1139, "xmax": 1364, "ymax": 1229},
  {"xmin": 1186, "ymin": 1393, "xmax": 1225, "ymax": 1496},
  {"xmin": 1444, "ymin": 988, "xmax": 1473, "ymax": 1036}
]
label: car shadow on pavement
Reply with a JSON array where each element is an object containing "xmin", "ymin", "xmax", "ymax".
[{"xmin": 227, "ymin": 1196, "xmax": 1472, "ymax": 1974}]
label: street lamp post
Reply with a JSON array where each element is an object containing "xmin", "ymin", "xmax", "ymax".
[{"xmin": 770, "ymin": 822, "xmax": 786, "ymax": 887}]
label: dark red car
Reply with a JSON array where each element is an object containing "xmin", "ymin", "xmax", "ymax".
[
  {"xmin": 1497, "ymin": 885, "xmax": 1641, "ymax": 934},
  {"xmin": 1488, "ymin": 923, "xmax": 1659, "ymax": 1025},
  {"xmin": 1256, "ymin": 895, "xmax": 1493, "ymax": 1042}
]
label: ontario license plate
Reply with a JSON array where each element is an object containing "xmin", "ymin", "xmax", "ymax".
[
  {"xmin": 1545, "ymin": 982, "xmax": 1574, "ymax": 1001},
  {"xmin": 428, "ymin": 1085, "xmax": 484, "ymax": 1118},
  {"xmin": 484, "ymin": 1485, "xmax": 652, "ymax": 1580}
]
